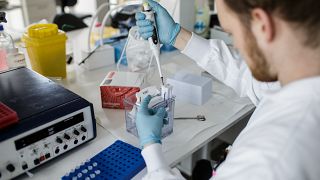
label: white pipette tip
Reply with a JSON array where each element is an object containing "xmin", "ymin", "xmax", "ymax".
[{"xmin": 143, "ymin": 1, "xmax": 150, "ymax": 11}]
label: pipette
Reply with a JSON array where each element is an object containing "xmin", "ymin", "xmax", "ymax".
[{"xmin": 142, "ymin": 1, "xmax": 164, "ymax": 85}]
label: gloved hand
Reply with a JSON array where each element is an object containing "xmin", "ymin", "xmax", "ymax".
[
  {"xmin": 135, "ymin": 0, "xmax": 181, "ymax": 45},
  {"xmin": 136, "ymin": 95, "xmax": 167, "ymax": 148}
]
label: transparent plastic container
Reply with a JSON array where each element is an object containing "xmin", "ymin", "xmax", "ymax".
[
  {"xmin": 124, "ymin": 94, "xmax": 175, "ymax": 138},
  {"xmin": 0, "ymin": 24, "xmax": 14, "ymax": 71}
]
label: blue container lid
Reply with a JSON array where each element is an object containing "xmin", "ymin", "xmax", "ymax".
[{"xmin": 0, "ymin": 24, "xmax": 3, "ymax": 31}]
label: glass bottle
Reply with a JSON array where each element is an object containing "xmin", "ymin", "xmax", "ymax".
[{"xmin": 0, "ymin": 24, "xmax": 14, "ymax": 71}]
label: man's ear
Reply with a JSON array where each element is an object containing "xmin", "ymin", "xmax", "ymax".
[{"xmin": 251, "ymin": 8, "xmax": 275, "ymax": 43}]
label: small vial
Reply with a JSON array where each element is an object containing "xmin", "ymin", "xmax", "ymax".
[
  {"xmin": 90, "ymin": 174, "xmax": 96, "ymax": 178},
  {"xmin": 95, "ymin": 170, "xmax": 101, "ymax": 175},
  {"xmin": 88, "ymin": 166, "xmax": 93, "ymax": 170},
  {"xmin": 77, "ymin": 173, "xmax": 82, "ymax": 178},
  {"xmin": 85, "ymin": 177, "xmax": 90, "ymax": 180},
  {"xmin": 92, "ymin": 162, "xmax": 98, "ymax": 167},
  {"xmin": 82, "ymin": 169, "xmax": 88, "ymax": 174},
  {"xmin": 72, "ymin": 176, "xmax": 77, "ymax": 180}
]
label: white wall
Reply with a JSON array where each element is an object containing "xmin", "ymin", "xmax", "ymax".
[
  {"xmin": 160, "ymin": 0, "xmax": 195, "ymax": 32},
  {"xmin": 21, "ymin": 0, "xmax": 56, "ymax": 25},
  {"xmin": 72, "ymin": 0, "xmax": 98, "ymax": 15},
  {"xmin": 3, "ymin": 0, "xmax": 25, "ymax": 40}
]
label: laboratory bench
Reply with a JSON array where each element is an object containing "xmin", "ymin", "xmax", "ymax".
[{"xmin": 16, "ymin": 30, "xmax": 254, "ymax": 179}]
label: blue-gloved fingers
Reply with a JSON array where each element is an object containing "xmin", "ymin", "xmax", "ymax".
[
  {"xmin": 162, "ymin": 111, "xmax": 168, "ymax": 125},
  {"xmin": 140, "ymin": 32, "xmax": 154, "ymax": 40},
  {"xmin": 149, "ymin": 107, "xmax": 167, "ymax": 116},
  {"xmin": 148, "ymin": 108, "xmax": 156, "ymax": 115},
  {"xmin": 155, "ymin": 107, "xmax": 166, "ymax": 119},
  {"xmin": 136, "ymin": 19, "xmax": 152, "ymax": 27},
  {"xmin": 163, "ymin": 118, "xmax": 168, "ymax": 125},
  {"xmin": 147, "ymin": 0, "xmax": 161, "ymax": 13},
  {"xmin": 135, "ymin": 12, "xmax": 146, "ymax": 21},
  {"xmin": 138, "ymin": 25, "xmax": 154, "ymax": 34},
  {"xmin": 140, "ymin": 95, "xmax": 152, "ymax": 113},
  {"xmin": 141, "ymin": 95, "xmax": 152, "ymax": 108}
]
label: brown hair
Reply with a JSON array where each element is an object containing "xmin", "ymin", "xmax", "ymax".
[{"xmin": 224, "ymin": 0, "xmax": 320, "ymax": 48}]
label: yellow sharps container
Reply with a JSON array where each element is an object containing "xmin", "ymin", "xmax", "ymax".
[{"xmin": 22, "ymin": 24, "xmax": 67, "ymax": 78}]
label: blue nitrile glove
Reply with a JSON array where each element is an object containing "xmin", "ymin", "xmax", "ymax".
[
  {"xmin": 136, "ymin": 95, "xmax": 167, "ymax": 148},
  {"xmin": 135, "ymin": 0, "xmax": 181, "ymax": 46}
]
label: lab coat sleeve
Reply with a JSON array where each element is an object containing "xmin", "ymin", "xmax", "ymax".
[
  {"xmin": 141, "ymin": 143, "xmax": 185, "ymax": 180},
  {"xmin": 181, "ymin": 33, "xmax": 280, "ymax": 105}
]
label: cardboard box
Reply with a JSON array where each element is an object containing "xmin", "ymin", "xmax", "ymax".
[
  {"xmin": 100, "ymin": 71, "xmax": 145, "ymax": 109},
  {"xmin": 167, "ymin": 71, "xmax": 212, "ymax": 105}
]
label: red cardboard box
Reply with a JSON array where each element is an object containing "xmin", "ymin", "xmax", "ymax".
[{"xmin": 100, "ymin": 71, "xmax": 145, "ymax": 109}]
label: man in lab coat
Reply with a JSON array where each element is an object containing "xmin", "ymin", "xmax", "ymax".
[{"xmin": 135, "ymin": 0, "xmax": 320, "ymax": 179}]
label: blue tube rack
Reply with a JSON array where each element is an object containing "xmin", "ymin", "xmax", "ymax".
[{"xmin": 62, "ymin": 140, "xmax": 145, "ymax": 180}]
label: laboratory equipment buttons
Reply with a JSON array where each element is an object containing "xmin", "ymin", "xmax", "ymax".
[
  {"xmin": 81, "ymin": 136, "xmax": 86, "ymax": 141},
  {"xmin": 74, "ymin": 139, "xmax": 78, "ymax": 144},
  {"xmin": 56, "ymin": 137, "xmax": 63, "ymax": 144},
  {"xmin": 34, "ymin": 158, "xmax": 40, "ymax": 165},
  {"xmin": 33, "ymin": 149, "xmax": 38, "ymax": 154},
  {"xmin": 39, "ymin": 155, "xmax": 45, "ymax": 162},
  {"xmin": 45, "ymin": 153, "xmax": 51, "ymax": 159},
  {"xmin": 55, "ymin": 148, "xmax": 60, "ymax": 154},
  {"xmin": 6, "ymin": 164, "xmax": 15, "ymax": 172},
  {"xmin": 22, "ymin": 163, "xmax": 28, "ymax": 170},
  {"xmin": 64, "ymin": 133, "xmax": 71, "ymax": 140},
  {"xmin": 63, "ymin": 145, "xmax": 68, "ymax": 150},
  {"xmin": 73, "ymin": 129, "xmax": 80, "ymax": 136},
  {"xmin": 80, "ymin": 126, "xmax": 87, "ymax": 132}
]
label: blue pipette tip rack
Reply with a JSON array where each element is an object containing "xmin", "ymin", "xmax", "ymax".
[{"xmin": 62, "ymin": 140, "xmax": 145, "ymax": 180}]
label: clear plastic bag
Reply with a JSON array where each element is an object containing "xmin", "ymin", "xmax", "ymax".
[{"xmin": 118, "ymin": 26, "xmax": 154, "ymax": 72}]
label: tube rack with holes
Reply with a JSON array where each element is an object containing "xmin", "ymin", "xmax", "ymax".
[{"xmin": 62, "ymin": 140, "xmax": 145, "ymax": 180}]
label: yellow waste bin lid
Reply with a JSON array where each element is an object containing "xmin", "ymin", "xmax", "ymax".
[
  {"xmin": 28, "ymin": 24, "xmax": 58, "ymax": 39},
  {"xmin": 22, "ymin": 24, "xmax": 67, "ymax": 47}
]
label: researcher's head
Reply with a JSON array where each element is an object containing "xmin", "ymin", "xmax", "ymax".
[{"xmin": 216, "ymin": 0, "xmax": 320, "ymax": 82}]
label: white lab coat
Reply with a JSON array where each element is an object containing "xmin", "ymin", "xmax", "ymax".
[{"xmin": 140, "ymin": 33, "xmax": 320, "ymax": 180}]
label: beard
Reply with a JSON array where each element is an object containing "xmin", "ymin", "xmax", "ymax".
[{"xmin": 244, "ymin": 30, "xmax": 278, "ymax": 82}]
